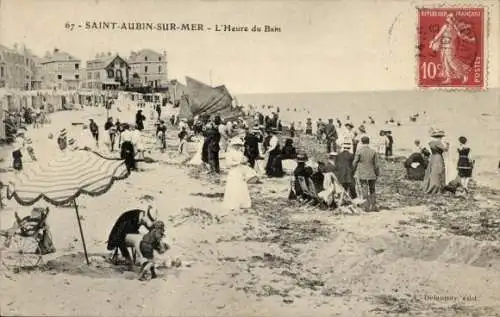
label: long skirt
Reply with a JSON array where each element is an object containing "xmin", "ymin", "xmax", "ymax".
[
  {"xmin": 121, "ymin": 141, "xmax": 136, "ymax": 172},
  {"xmin": 223, "ymin": 166, "xmax": 251, "ymax": 211},
  {"xmin": 188, "ymin": 141, "xmax": 204, "ymax": 166},
  {"xmin": 423, "ymin": 153, "xmax": 445, "ymax": 194}
]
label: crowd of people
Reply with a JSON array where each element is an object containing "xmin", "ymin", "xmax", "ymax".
[{"xmin": 4, "ymin": 102, "xmax": 480, "ymax": 280}]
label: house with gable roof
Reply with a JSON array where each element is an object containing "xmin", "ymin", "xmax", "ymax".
[{"xmin": 82, "ymin": 52, "xmax": 130, "ymax": 90}]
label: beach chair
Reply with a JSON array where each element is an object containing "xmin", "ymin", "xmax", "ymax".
[
  {"xmin": 326, "ymin": 174, "xmax": 363, "ymax": 215},
  {"xmin": 306, "ymin": 178, "xmax": 323, "ymax": 208},
  {"xmin": 296, "ymin": 176, "xmax": 314, "ymax": 206},
  {"xmin": 0, "ymin": 208, "xmax": 53, "ymax": 272}
]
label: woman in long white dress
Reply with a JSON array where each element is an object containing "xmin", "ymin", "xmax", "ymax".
[
  {"xmin": 223, "ymin": 137, "xmax": 258, "ymax": 211},
  {"xmin": 188, "ymin": 138, "xmax": 204, "ymax": 166}
]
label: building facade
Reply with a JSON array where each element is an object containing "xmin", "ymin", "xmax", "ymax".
[
  {"xmin": 128, "ymin": 49, "xmax": 167, "ymax": 88},
  {"xmin": 39, "ymin": 48, "xmax": 81, "ymax": 90},
  {"xmin": 82, "ymin": 53, "xmax": 130, "ymax": 90},
  {"xmin": 0, "ymin": 44, "xmax": 38, "ymax": 90}
]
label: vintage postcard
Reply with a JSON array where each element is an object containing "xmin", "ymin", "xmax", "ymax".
[{"xmin": 0, "ymin": 0, "xmax": 499, "ymax": 316}]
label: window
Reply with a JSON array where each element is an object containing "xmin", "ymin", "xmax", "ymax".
[
  {"xmin": 58, "ymin": 64, "xmax": 62, "ymax": 72},
  {"xmin": 158, "ymin": 66, "xmax": 161, "ymax": 73},
  {"xmin": 75, "ymin": 63, "xmax": 79, "ymax": 70},
  {"xmin": 115, "ymin": 69, "xmax": 122, "ymax": 81},
  {"xmin": 95, "ymin": 72, "xmax": 100, "ymax": 79},
  {"xmin": 81, "ymin": 83, "xmax": 86, "ymax": 88},
  {"xmin": 144, "ymin": 66, "xmax": 148, "ymax": 73},
  {"xmin": 145, "ymin": 56, "xmax": 148, "ymax": 61},
  {"xmin": 121, "ymin": 62, "xmax": 125, "ymax": 68},
  {"xmin": 57, "ymin": 74, "xmax": 62, "ymax": 80},
  {"xmin": 0, "ymin": 66, "xmax": 4, "ymax": 77},
  {"xmin": 107, "ymin": 69, "xmax": 114, "ymax": 78},
  {"xmin": 159, "ymin": 57, "xmax": 161, "ymax": 61},
  {"xmin": 87, "ymin": 72, "xmax": 92, "ymax": 79},
  {"xmin": 144, "ymin": 76, "xmax": 147, "ymax": 82},
  {"xmin": 75, "ymin": 74, "xmax": 79, "ymax": 79}
]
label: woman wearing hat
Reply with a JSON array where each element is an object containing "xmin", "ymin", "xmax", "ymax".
[
  {"xmin": 339, "ymin": 122, "xmax": 355, "ymax": 154},
  {"xmin": 244, "ymin": 126, "xmax": 263, "ymax": 168},
  {"xmin": 11, "ymin": 136, "xmax": 24, "ymax": 171},
  {"xmin": 289, "ymin": 153, "xmax": 314, "ymax": 201},
  {"xmin": 423, "ymin": 129, "xmax": 449, "ymax": 194},
  {"xmin": 265, "ymin": 128, "xmax": 284, "ymax": 178},
  {"xmin": 223, "ymin": 137, "xmax": 257, "ymax": 211}
]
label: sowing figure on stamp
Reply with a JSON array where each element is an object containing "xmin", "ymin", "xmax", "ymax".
[{"xmin": 429, "ymin": 13, "xmax": 476, "ymax": 84}]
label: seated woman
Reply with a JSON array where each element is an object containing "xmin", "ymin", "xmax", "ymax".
[
  {"xmin": 289, "ymin": 154, "xmax": 314, "ymax": 201},
  {"xmin": 281, "ymin": 138, "xmax": 297, "ymax": 160},
  {"xmin": 404, "ymin": 141, "xmax": 430, "ymax": 181}
]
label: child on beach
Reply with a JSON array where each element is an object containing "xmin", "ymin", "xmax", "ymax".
[
  {"xmin": 385, "ymin": 131, "xmax": 393, "ymax": 159},
  {"xmin": 375, "ymin": 131, "xmax": 386, "ymax": 156},
  {"xmin": 178, "ymin": 126, "xmax": 187, "ymax": 154},
  {"xmin": 457, "ymin": 136, "xmax": 474, "ymax": 191}
]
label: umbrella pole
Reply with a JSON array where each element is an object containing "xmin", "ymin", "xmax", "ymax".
[{"xmin": 73, "ymin": 200, "xmax": 90, "ymax": 265}]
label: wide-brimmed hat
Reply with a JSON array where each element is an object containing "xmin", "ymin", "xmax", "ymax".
[
  {"xmin": 31, "ymin": 207, "xmax": 45, "ymax": 219},
  {"xmin": 230, "ymin": 137, "xmax": 244, "ymax": 146},
  {"xmin": 59, "ymin": 129, "xmax": 67, "ymax": 138},
  {"xmin": 67, "ymin": 138, "xmax": 77, "ymax": 146},
  {"xmin": 430, "ymin": 129, "xmax": 445, "ymax": 138},
  {"xmin": 24, "ymin": 137, "xmax": 32, "ymax": 144},
  {"xmin": 358, "ymin": 125, "xmax": 366, "ymax": 133},
  {"xmin": 296, "ymin": 153, "xmax": 308, "ymax": 162},
  {"xmin": 345, "ymin": 122, "xmax": 354, "ymax": 128}
]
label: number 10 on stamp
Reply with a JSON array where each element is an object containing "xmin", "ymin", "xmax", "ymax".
[{"xmin": 417, "ymin": 8, "xmax": 485, "ymax": 88}]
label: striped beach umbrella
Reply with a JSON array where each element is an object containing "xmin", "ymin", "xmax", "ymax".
[{"xmin": 7, "ymin": 149, "xmax": 129, "ymax": 264}]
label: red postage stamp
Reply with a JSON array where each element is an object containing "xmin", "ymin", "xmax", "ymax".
[{"xmin": 417, "ymin": 8, "xmax": 485, "ymax": 88}]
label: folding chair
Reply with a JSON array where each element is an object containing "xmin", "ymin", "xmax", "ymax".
[
  {"xmin": 327, "ymin": 175, "xmax": 363, "ymax": 215},
  {"xmin": 306, "ymin": 178, "xmax": 322, "ymax": 209},
  {"xmin": 297, "ymin": 176, "xmax": 314, "ymax": 206}
]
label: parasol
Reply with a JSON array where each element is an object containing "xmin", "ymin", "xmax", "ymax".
[{"xmin": 7, "ymin": 149, "xmax": 129, "ymax": 265}]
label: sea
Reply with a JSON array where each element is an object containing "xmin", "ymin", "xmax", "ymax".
[{"xmin": 237, "ymin": 89, "xmax": 500, "ymax": 189}]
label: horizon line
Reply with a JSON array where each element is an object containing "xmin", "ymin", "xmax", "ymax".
[{"xmin": 234, "ymin": 87, "xmax": 500, "ymax": 95}]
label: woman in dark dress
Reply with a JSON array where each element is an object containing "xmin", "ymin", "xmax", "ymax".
[
  {"xmin": 281, "ymin": 138, "xmax": 297, "ymax": 160},
  {"xmin": 135, "ymin": 110, "xmax": 146, "ymax": 131},
  {"xmin": 265, "ymin": 129, "xmax": 284, "ymax": 177},
  {"xmin": 12, "ymin": 138, "xmax": 23, "ymax": 171},
  {"xmin": 107, "ymin": 208, "xmax": 156, "ymax": 267},
  {"xmin": 457, "ymin": 136, "xmax": 473, "ymax": 191}
]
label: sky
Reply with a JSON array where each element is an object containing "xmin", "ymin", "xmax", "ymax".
[{"xmin": 0, "ymin": 0, "xmax": 498, "ymax": 94}]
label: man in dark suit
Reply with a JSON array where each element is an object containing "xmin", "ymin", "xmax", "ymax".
[
  {"xmin": 353, "ymin": 136, "xmax": 380, "ymax": 212},
  {"xmin": 336, "ymin": 147, "xmax": 357, "ymax": 199}
]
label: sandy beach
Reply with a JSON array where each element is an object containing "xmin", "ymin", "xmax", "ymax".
[{"xmin": 1, "ymin": 105, "xmax": 500, "ymax": 317}]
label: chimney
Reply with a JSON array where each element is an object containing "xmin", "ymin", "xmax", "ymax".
[{"xmin": 54, "ymin": 48, "xmax": 59, "ymax": 54}]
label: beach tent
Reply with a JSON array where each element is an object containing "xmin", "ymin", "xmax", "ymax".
[
  {"xmin": 177, "ymin": 77, "xmax": 235, "ymax": 120},
  {"xmin": 7, "ymin": 149, "xmax": 129, "ymax": 265}
]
